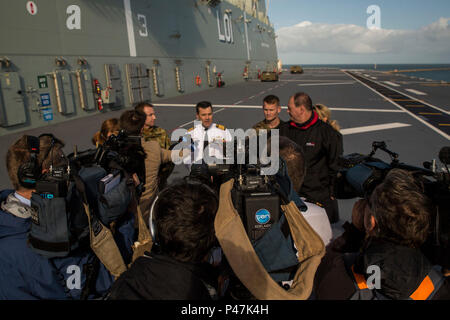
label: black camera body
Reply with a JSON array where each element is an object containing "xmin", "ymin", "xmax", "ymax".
[
  {"xmin": 35, "ymin": 167, "xmax": 70, "ymax": 199},
  {"xmin": 190, "ymin": 159, "xmax": 281, "ymax": 243},
  {"xmin": 94, "ymin": 130, "xmax": 146, "ymax": 182},
  {"xmin": 28, "ymin": 132, "xmax": 142, "ymax": 258},
  {"xmin": 336, "ymin": 141, "xmax": 450, "ymax": 268}
]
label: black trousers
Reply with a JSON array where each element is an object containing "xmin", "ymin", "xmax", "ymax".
[{"xmin": 321, "ymin": 197, "xmax": 340, "ymax": 224}]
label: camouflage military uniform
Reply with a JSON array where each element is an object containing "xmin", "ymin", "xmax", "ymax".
[
  {"xmin": 142, "ymin": 126, "xmax": 171, "ymax": 149},
  {"xmin": 142, "ymin": 126, "xmax": 174, "ymax": 190},
  {"xmin": 252, "ymin": 119, "xmax": 284, "ymax": 134}
]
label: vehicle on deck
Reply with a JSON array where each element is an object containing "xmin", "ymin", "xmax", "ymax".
[
  {"xmin": 261, "ymin": 71, "xmax": 279, "ymax": 82},
  {"xmin": 290, "ymin": 66, "xmax": 303, "ymax": 74}
]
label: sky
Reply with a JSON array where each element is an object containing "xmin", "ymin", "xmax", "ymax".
[{"xmin": 268, "ymin": 0, "xmax": 450, "ymax": 64}]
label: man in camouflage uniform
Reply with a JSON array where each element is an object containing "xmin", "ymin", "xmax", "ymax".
[
  {"xmin": 252, "ymin": 95, "xmax": 285, "ymax": 134},
  {"xmin": 135, "ymin": 102, "xmax": 174, "ymax": 190}
]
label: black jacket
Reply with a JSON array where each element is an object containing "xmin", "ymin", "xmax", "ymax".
[
  {"xmin": 313, "ymin": 222, "xmax": 450, "ymax": 300},
  {"xmin": 280, "ymin": 112, "xmax": 343, "ymax": 202},
  {"xmin": 107, "ymin": 253, "xmax": 218, "ymax": 300}
]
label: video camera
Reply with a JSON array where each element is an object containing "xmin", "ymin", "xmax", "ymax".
[
  {"xmin": 29, "ymin": 131, "xmax": 144, "ymax": 258},
  {"xmin": 189, "ymin": 137, "xmax": 283, "ymax": 243},
  {"xmin": 94, "ymin": 130, "xmax": 146, "ymax": 181},
  {"xmin": 335, "ymin": 141, "xmax": 450, "ymax": 268}
]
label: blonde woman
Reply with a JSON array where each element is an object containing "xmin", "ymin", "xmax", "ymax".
[
  {"xmin": 92, "ymin": 118, "xmax": 120, "ymax": 147},
  {"xmin": 315, "ymin": 104, "xmax": 340, "ymax": 132}
]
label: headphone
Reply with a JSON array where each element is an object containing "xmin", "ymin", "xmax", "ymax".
[
  {"xmin": 148, "ymin": 177, "xmax": 219, "ymax": 246},
  {"xmin": 17, "ymin": 133, "xmax": 60, "ymax": 189}
]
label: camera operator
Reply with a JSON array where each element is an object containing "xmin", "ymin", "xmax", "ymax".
[
  {"xmin": 118, "ymin": 110, "xmax": 173, "ymax": 223},
  {"xmin": 0, "ymin": 134, "xmax": 133, "ymax": 299},
  {"xmin": 107, "ymin": 179, "xmax": 219, "ymax": 300},
  {"xmin": 313, "ymin": 169, "xmax": 450, "ymax": 300}
]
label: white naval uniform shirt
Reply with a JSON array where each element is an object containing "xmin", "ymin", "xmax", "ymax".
[{"xmin": 186, "ymin": 122, "xmax": 233, "ymax": 165}]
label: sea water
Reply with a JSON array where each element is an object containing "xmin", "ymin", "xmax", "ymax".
[{"xmin": 286, "ymin": 64, "xmax": 450, "ymax": 82}]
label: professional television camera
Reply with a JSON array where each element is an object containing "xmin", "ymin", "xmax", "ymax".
[
  {"xmin": 189, "ymin": 136, "xmax": 286, "ymax": 243},
  {"xmin": 29, "ymin": 131, "xmax": 145, "ymax": 258},
  {"xmin": 94, "ymin": 130, "xmax": 146, "ymax": 181},
  {"xmin": 335, "ymin": 141, "xmax": 450, "ymax": 268}
]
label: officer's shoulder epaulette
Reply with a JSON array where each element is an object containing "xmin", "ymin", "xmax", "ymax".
[
  {"xmin": 187, "ymin": 127, "xmax": 195, "ymax": 132},
  {"xmin": 216, "ymin": 124, "xmax": 226, "ymax": 130}
]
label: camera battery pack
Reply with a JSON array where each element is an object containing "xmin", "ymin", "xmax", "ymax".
[
  {"xmin": 99, "ymin": 172, "xmax": 121, "ymax": 194},
  {"xmin": 243, "ymin": 193, "xmax": 280, "ymax": 242},
  {"xmin": 36, "ymin": 179, "xmax": 68, "ymax": 198}
]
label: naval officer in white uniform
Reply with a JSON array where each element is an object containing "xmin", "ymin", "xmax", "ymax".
[{"xmin": 186, "ymin": 101, "xmax": 233, "ymax": 166}]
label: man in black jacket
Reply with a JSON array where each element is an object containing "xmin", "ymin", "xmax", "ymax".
[
  {"xmin": 280, "ymin": 92, "xmax": 343, "ymax": 223},
  {"xmin": 107, "ymin": 179, "xmax": 219, "ymax": 300},
  {"xmin": 313, "ymin": 169, "xmax": 450, "ymax": 300}
]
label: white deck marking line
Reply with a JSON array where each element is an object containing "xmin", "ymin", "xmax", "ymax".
[
  {"xmin": 384, "ymin": 81, "xmax": 400, "ymax": 87},
  {"xmin": 344, "ymin": 71, "xmax": 450, "ymax": 140},
  {"xmin": 329, "ymin": 108, "xmax": 405, "ymax": 113},
  {"xmin": 155, "ymin": 104, "xmax": 405, "ymax": 113},
  {"xmin": 280, "ymin": 79, "xmax": 346, "ymax": 82},
  {"xmin": 297, "ymin": 82, "xmax": 355, "ymax": 87},
  {"xmin": 405, "ymin": 89, "xmax": 427, "ymax": 96},
  {"xmin": 370, "ymin": 76, "xmax": 448, "ymax": 114},
  {"xmin": 341, "ymin": 123, "xmax": 411, "ymax": 135}
]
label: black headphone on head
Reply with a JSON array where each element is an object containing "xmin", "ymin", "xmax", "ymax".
[
  {"xmin": 17, "ymin": 133, "xmax": 59, "ymax": 189},
  {"xmin": 148, "ymin": 177, "xmax": 219, "ymax": 246}
]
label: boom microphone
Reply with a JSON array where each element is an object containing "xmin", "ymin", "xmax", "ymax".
[{"xmin": 439, "ymin": 146, "xmax": 450, "ymax": 165}]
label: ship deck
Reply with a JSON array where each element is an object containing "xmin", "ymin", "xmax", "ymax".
[{"xmin": 1, "ymin": 68, "xmax": 448, "ymax": 235}]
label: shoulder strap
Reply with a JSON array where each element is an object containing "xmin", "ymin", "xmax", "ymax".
[
  {"xmin": 343, "ymin": 253, "xmax": 377, "ymax": 300},
  {"xmin": 73, "ymin": 175, "xmax": 127, "ymax": 279},
  {"xmin": 129, "ymin": 185, "xmax": 153, "ymax": 264}
]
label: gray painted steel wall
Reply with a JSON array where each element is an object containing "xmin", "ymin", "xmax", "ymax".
[{"xmin": 0, "ymin": 0, "xmax": 278, "ymax": 135}]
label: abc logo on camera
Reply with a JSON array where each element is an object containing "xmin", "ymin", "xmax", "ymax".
[{"xmin": 255, "ymin": 209, "xmax": 271, "ymax": 225}]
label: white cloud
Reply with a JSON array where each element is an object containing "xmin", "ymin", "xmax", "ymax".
[{"xmin": 276, "ymin": 18, "xmax": 450, "ymax": 60}]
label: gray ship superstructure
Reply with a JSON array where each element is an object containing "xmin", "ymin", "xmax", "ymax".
[{"xmin": 0, "ymin": 0, "xmax": 278, "ymax": 135}]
